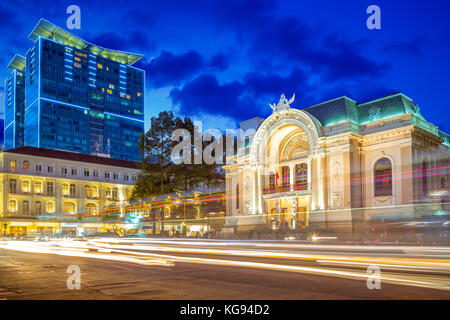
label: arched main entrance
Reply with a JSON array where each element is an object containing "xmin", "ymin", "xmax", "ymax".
[{"xmin": 248, "ymin": 103, "xmax": 322, "ymax": 230}]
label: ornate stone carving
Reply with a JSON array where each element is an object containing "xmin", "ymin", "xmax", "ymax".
[
  {"xmin": 249, "ymin": 96, "xmax": 322, "ymax": 163},
  {"xmin": 332, "ymin": 161, "xmax": 342, "ymax": 180},
  {"xmin": 281, "ymin": 134, "xmax": 308, "ymax": 161},
  {"xmin": 332, "ymin": 192, "xmax": 343, "ymax": 209},
  {"xmin": 368, "ymin": 106, "xmax": 382, "ymax": 122},
  {"xmin": 244, "ymin": 176, "xmax": 251, "ymax": 193},
  {"xmin": 270, "ymin": 93, "xmax": 295, "ymax": 113},
  {"xmin": 243, "ymin": 200, "xmax": 251, "ymax": 214}
]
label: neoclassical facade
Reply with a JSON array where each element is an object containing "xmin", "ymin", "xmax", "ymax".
[
  {"xmin": 223, "ymin": 93, "xmax": 450, "ymax": 233},
  {"xmin": 0, "ymin": 146, "xmax": 139, "ymax": 235}
]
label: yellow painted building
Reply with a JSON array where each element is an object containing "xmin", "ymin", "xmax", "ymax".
[
  {"xmin": 223, "ymin": 93, "xmax": 450, "ymax": 234},
  {"xmin": 0, "ymin": 146, "xmax": 139, "ymax": 236}
]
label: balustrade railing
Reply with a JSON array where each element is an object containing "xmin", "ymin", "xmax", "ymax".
[{"xmin": 263, "ymin": 182, "xmax": 309, "ymax": 195}]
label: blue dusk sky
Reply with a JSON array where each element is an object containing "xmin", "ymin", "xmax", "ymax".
[{"xmin": 0, "ymin": 0, "xmax": 449, "ymax": 133}]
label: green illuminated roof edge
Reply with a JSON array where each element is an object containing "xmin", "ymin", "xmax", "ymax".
[
  {"xmin": 28, "ymin": 18, "xmax": 144, "ymax": 66},
  {"xmin": 7, "ymin": 54, "xmax": 26, "ymax": 71}
]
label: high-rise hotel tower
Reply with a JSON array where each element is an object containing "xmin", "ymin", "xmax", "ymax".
[
  {"xmin": 4, "ymin": 19, "xmax": 145, "ymax": 161},
  {"xmin": 4, "ymin": 55, "xmax": 26, "ymax": 150}
]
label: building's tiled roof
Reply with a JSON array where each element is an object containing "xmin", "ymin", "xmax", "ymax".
[
  {"xmin": 5, "ymin": 146, "xmax": 139, "ymax": 169},
  {"xmin": 301, "ymin": 92, "xmax": 421, "ymax": 127}
]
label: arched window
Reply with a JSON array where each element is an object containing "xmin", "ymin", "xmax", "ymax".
[
  {"xmin": 70, "ymin": 184, "xmax": 76, "ymax": 197},
  {"xmin": 34, "ymin": 181, "xmax": 42, "ymax": 194},
  {"xmin": 47, "ymin": 182, "xmax": 54, "ymax": 195},
  {"xmin": 9, "ymin": 199, "xmax": 17, "ymax": 212},
  {"xmin": 295, "ymin": 163, "xmax": 308, "ymax": 190},
  {"xmin": 281, "ymin": 166, "xmax": 290, "ymax": 185},
  {"xmin": 9, "ymin": 179, "xmax": 17, "ymax": 193},
  {"xmin": 63, "ymin": 202, "xmax": 76, "ymax": 214},
  {"xmin": 92, "ymin": 186, "xmax": 98, "ymax": 198},
  {"xmin": 125, "ymin": 188, "xmax": 131, "ymax": 200},
  {"xmin": 62, "ymin": 183, "xmax": 69, "ymax": 195},
  {"xmin": 106, "ymin": 187, "xmax": 112, "ymax": 199},
  {"xmin": 35, "ymin": 201, "xmax": 42, "ymax": 215},
  {"xmin": 85, "ymin": 203, "xmax": 98, "ymax": 214},
  {"xmin": 10, "ymin": 159, "xmax": 16, "ymax": 172},
  {"xmin": 46, "ymin": 201, "xmax": 55, "ymax": 214},
  {"xmin": 422, "ymin": 160, "xmax": 428, "ymax": 195},
  {"xmin": 22, "ymin": 200, "xmax": 30, "ymax": 215},
  {"xmin": 374, "ymin": 158, "xmax": 393, "ymax": 197},
  {"xmin": 269, "ymin": 173, "xmax": 276, "ymax": 189},
  {"xmin": 23, "ymin": 160, "xmax": 30, "ymax": 171},
  {"xmin": 441, "ymin": 177, "xmax": 447, "ymax": 190},
  {"xmin": 22, "ymin": 180, "xmax": 30, "ymax": 193},
  {"xmin": 112, "ymin": 187, "xmax": 118, "ymax": 200},
  {"xmin": 85, "ymin": 185, "xmax": 91, "ymax": 198}
]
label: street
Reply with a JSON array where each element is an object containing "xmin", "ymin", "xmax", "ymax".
[{"xmin": 0, "ymin": 239, "xmax": 449, "ymax": 299}]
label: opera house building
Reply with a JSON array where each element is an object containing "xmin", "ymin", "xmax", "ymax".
[{"xmin": 223, "ymin": 93, "xmax": 450, "ymax": 236}]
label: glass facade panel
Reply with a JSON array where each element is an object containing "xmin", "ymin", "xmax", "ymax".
[{"xmin": 12, "ymin": 32, "xmax": 145, "ymax": 161}]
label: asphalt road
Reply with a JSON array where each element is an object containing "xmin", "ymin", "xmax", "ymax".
[{"xmin": 0, "ymin": 239, "xmax": 449, "ymax": 299}]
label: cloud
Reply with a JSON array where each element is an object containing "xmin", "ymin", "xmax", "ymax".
[
  {"xmin": 89, "ymin": 31, "xmax": 156, "ymax": 53},
  {"xmin": 190, "ymin": 113, "xmax": 239, "ymax": 132},
  {"xmin": 246, "ymin": 17, "xmax": 389, "ymax": 81},
  {"xmin": 170, "ymin": 68, "xmax": 315, "ymax": 122},
  {"xmin": 143, "ymin": 50, "xmax": 206, "ymax": 88},
  {"xmin": 209, "ymin": 53, "xmax": 230, "ymax": 71},
  {"xmin": 214, "ymin": 0, "xmax": 275, "ymax": 31},
  {"xmin": 383, "ymin": 37, "xmax": 426, "ymax": 57},
  {"xmin": 170, "ymin": 74, "xmax": 246, "ymax": 119}
]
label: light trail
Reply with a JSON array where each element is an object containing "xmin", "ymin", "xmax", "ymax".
[
  {"xmin": 1, "ymin": 239, "xmax": 449, "ymax": 292},
  {"xmin": 47, "ymin": 163, "xmax": 449, "ymax": 219}
]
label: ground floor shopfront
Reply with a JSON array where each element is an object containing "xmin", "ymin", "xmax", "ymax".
[{"xmin": 0, "ymin": 220, "xmax": 128, "ymax": 237}]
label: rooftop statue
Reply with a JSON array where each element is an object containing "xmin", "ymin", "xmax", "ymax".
[{"xmin": 270, "ymin": 93, "xmax": 295, "ymax": 113}]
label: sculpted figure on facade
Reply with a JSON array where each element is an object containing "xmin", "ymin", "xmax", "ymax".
[{"xmin": 270, "ymin": 93, "xmax": 295, "ymax": 113}]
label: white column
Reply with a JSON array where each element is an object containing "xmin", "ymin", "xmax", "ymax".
[
  {"xmin": 252, "ymin": 168, "xmax": 256, "ymax": 215},
  {"xmin": 317, "ymin": 154, "xmax": 325, "ymax": 210},
  {"xmin": 257, "ymin": 166, "xmax": 262, "ymax": 214},
  {"xmin": 289, "ymin": 164, "xmax": 294, "ymax": 191},
  {"xmin": 307, "ymin": 158, "xmax": 312, "ymax": 190}
]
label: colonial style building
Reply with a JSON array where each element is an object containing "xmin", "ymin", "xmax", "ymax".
[
  {"xmin": 223, "ymin": 93, "xmax": 450, "ymax": 234},
  {"xmin": 0, "ymin": 146, "xmax": 139, "ymax": 236}
]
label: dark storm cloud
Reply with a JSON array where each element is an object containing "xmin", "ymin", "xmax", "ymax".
[
  {"xmin": 247, "ymin": 17, "xmax": 388, "ymax": 81},
  {"xmin": 244, "ymin": 69, "xmax": 308, "ymax": 97},
  {"xmin": 214, "ymin": 0, "xmax": 275, "ymax": 30},
  {"xmin": 170, "ymin": 74, "xmax": 247, "ymax": 119},
  {"xmin": 89, "ymin": 31, "xmax": 156, "ymax": 53},
  {"xmin": 383, "ymin": 37, "xmax": 426, "ymax": 57},
  {"xmin": 142, "ymin": 50, "xmax": 206, "ymax": 88},
  {"xmin": 170, "ymin": 68, "xmax": 314, "ymax": 121},
  {"xmin": 209, "ymin": 53, "xmax": 230, "ymax": 71}
]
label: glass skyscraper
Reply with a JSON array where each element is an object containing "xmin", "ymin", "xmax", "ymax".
[
  {"xmin": 4, "ymin": 55, "xmax": 26, "ymax": 150},
  {"xmin": 5, "ymin": 19, "xmax": 145, "ymax": 161}
]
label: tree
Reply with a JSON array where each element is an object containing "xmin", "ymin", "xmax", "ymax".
[
  {"xmin": 171, "ymin": 117, "xmax": 221, "ymax": 191},
  {"xmin": 132, "ymin": 112, "xmax": 224, "ymax": 200},
  {"xmin": 132, "ymin": 111, "xmax": 178, "ymax": 199}
]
